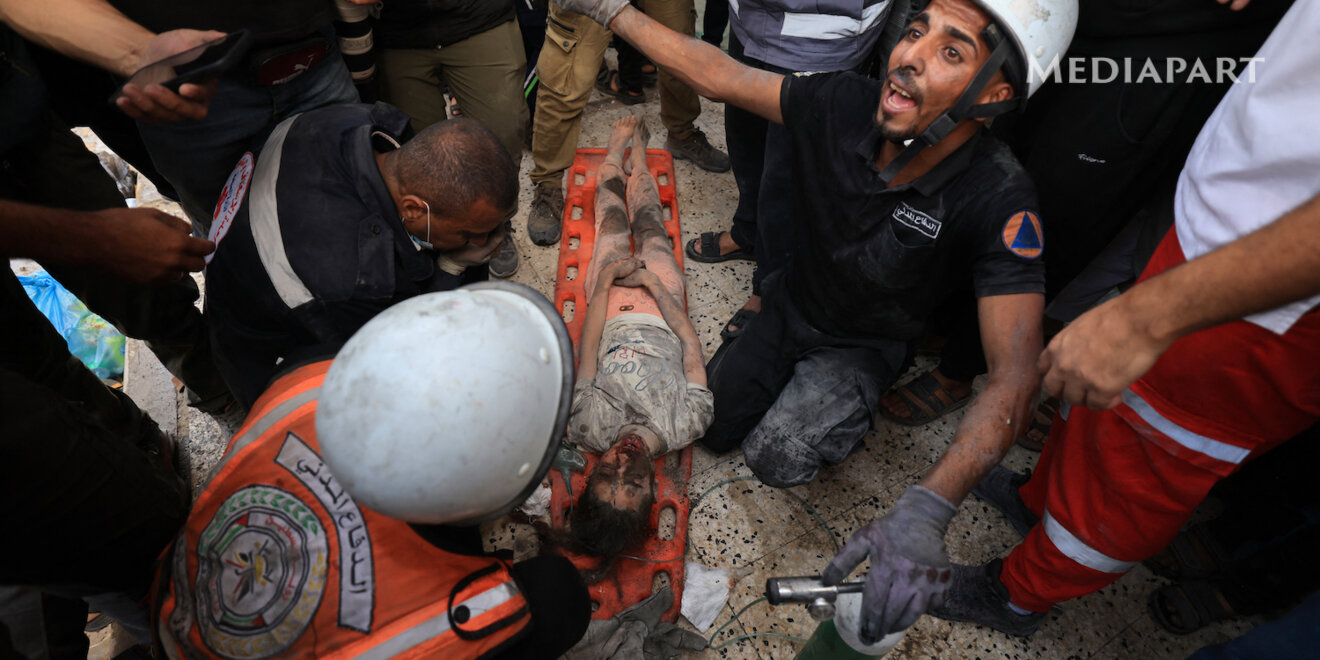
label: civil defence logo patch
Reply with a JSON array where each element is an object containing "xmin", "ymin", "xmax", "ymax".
[
  {"xmin": 1002, "ymin": 210, "xmax": 1043, "ymax": 259},
  {"xmin": 194, "ymin": 485, "xmax": 328, "ymax": 658}
]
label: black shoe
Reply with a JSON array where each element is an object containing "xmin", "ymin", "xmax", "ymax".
[
  {"xmin": 665, "ymin": 129, "xmax": 731, "ymax": 173},
  {"xmin": 489, "ymin": 223, "xmax": 520, "ymax": 278},
  {"xmin": 929, "ymin": 559, "xmax": 1047, "ymax": 637},
  {"xmin": 527, "ymin": 185, "xmax": 565, "ymax": 246},
  {"xmin": 971, "ymin": 465, "xmax": 1038, "ymax": 538}
]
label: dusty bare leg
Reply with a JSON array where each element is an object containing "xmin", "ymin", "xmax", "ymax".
[
  {"xmin": 584, "ymin": 116, "xmax": 637, "ymax": 296},
  {"xmin": 626, "ymin": 119, "xmax": 685, "ymax": 303}
]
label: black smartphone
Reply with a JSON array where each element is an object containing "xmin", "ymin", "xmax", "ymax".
[{"xmin": 110, "ymin": 29, "xmax": 252, "ymax": 103}]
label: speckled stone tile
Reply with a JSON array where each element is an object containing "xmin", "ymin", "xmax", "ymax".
[
  {"xmin": 1089, "ymin": 609, "xmax": 1259, "ymax": 660},
  {"xmin": 691, "ymin": 305, "xmax": 738, "ymax": 361},
  {"xmin": 695, "ymin": 614, "xmax": 767, "ymax": 660},
  {"xmin": 690, "ymin": 435, "xmax": 744, "ymax": 479},
  {"xmin": 946, "ymin": 497, "xmax": 1030, "ymax": 565},
  {"xmin": 716, "ymin": 521, "xmax": 841, "ymax": 659},
  {"xmin": 705, "ymin": 261, "xmax": 755, "ymax": 308},
  {"xmin": 782, "ymin": 424, "xmax": 948, "ymax": 524},
  {"xmin": 999, "ymin": 576, "xmax": 1146, "ymax": 657},
  {"xmin": 479, "ymin": 515, "xmax": 542, "ymax": 560},
  {"xmin": 686, "ymin": 463, "xmax": 823, "ymax": 570}
]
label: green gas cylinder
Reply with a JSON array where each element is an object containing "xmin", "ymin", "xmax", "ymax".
[{"xmin": 794, "ymin": 593, "xmax": 904, "ymax": 659}]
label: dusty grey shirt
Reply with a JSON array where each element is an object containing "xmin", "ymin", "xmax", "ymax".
[{"xmin": 567, "ymin": 314, "xmax": 714, "ymax": 454}]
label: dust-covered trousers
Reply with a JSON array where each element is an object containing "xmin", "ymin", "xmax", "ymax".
[
  {"xmin": 529, "ymin": 0, "xmax": 701, "ymax": 188},
  {"xmin": 702, "ymin": 273, "xmax": 906, "ymax": 487},
  {"xmin": 1000, "ymin": 231, "xmax": 1320, "ymax": 612}
]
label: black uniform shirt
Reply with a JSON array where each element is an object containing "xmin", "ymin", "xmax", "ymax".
[
  {"xmin": 780, "ymin": 71, "xmax": 1046, "ymax": 342},
  {"xmin": 206, "ymin": 102, "xmax": 463, "ymax": 406}
]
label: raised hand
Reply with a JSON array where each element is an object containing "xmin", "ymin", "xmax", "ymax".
[{"xmin": 116, "ymin": 29, "xmax": 225, "ymax": 123}]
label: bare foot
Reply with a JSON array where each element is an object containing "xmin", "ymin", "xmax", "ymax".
[
  {"xmin": 606, "ymin": 115, "xmax": 637, "ymax": 167},
  {"xmin": 629, "ymin": 117, "xmax": 651, "ymax": 174}
]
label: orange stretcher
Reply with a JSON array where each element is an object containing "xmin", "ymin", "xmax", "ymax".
[{"xmin": 548, "ymin": 147, "xmax": 691, "ymax": 623}]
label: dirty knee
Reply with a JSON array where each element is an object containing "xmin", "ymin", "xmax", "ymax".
[
  {"xmin": 598, "ymin": 171, "xmax": 626, "ymax": 201},
  {"xmin": 631, "ymin": 206, "xmax": 668, "ymax": 244},
  {"xmin": 597, "ymin": 205, "xmax": 629, "ymax": 237},
  {"xmin": 743, "ymin": 433, "xmax": 821, "ymax": 489}
]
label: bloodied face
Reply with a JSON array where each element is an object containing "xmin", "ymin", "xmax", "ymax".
[
  {"xmin": 569, "ymin": 428, "xmax": 660, "ymax": 557},
  {"xmin": 588, "ymin": 431, "xmax": 657, "ymax": 513}
]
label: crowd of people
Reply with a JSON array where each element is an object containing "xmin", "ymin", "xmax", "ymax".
[{"xmin": 1, "ymin": 0, "xmax": 1317, "ymax": 658}]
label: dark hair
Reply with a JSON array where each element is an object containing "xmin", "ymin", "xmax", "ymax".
[
  {"xmin": 394, "ymin": 117, "xmax": 518, "ymax": 216},
  {"xmin": 568, "ymin": 485, "xmax": 655, "ymax": 558}
]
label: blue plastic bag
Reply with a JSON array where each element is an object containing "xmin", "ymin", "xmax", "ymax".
[{"xmin": 18, "ymin": 271, "xmax": 126, "ymax": 379}]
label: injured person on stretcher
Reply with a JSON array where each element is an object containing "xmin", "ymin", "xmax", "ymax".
[{"xmin": 566, "ymin": 115, "xmax": 713, "ymax": 557}]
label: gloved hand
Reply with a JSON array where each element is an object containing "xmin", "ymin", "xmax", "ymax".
[
  {"xmin": 551, "ymin": 0, "xmax": 630, "ymax": 26},
  {"xmin": 436, "ymin": 224, "xmax": 509, "ymax": 275},
  {"xmin": 822, "ymin": 485, "xmax": 957, "ymax": 644}
]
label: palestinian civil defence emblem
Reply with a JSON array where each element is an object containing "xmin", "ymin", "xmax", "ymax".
[
  {"xmin": 206, "ymin": 152, "xmax": 254, "ymax": 264},
  {"xmin": 1001, "ymin": 210, "xmax": 1044, "ymax": 259},
  {"xmin": 194, "ymin": 485, "xmax": 328, "ymax": 659}
]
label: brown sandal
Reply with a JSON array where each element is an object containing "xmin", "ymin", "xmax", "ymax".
[{"xmin": 879, "ymin": 371, "xmax": 972, "ymax": 426}]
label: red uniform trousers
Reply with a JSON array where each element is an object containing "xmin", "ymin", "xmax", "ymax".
[{"xmin": 1000, "ymin": 231, "xmax": 1320, "ymax": 612}]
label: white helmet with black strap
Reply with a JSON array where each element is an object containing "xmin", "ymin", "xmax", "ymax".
[
  {"xmin": 878, "ymin": 0, "xmax": 1078, "ymax": 182},
  {"xmin": 315, "ymin": 281, "xmax": 574, "ymax": 525}
]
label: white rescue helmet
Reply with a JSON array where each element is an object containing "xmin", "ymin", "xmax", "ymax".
[
  {"xmin": 316, "ymin": 282, "xmax": 574, "ymax": 525},
  {"xmin": 973, "ymin": 0, "xmax": 1077, "ymax": 99}
]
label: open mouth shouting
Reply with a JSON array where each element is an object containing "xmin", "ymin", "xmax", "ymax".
[{"xmin": 883, "ymin": 76, "xmax": 920, "ymax": 115}]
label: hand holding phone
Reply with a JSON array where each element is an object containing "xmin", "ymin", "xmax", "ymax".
[{"xmin": 114, "ymin": 29, "xmax": 249, "ymax": 124}]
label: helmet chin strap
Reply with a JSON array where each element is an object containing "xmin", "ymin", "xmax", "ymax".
[{"xmin": 877, "ymin": 24, "xmax": 1024, "ymax": 184}]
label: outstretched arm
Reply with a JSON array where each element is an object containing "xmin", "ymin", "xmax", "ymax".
[
  {"xmin": 0, "ymin": 0, "xmax": 150, "ymax": 76},
  {"xmin": 0, "ymin": 200, "xmax": 215, "ymax": 285},
  {"xmin": 557, "ymin": 1, "xmax": 786, "ymax": 123},
  {"xmin": 922, "ymin": 292, "xmax": 1042, "ymax": 504},
  {"xmin": 1040, "ymin": 191, "xmax": 1320, "ymax": 409}
]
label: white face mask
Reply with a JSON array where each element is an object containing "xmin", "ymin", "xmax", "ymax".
[{"xmin": 408, "ymin": 200, "xmax": 434, "ymax": 250}]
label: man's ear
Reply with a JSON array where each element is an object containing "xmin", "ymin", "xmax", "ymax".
[
  {"xmin": 399, "ymin": 194, "xmax": 428, "ymax": 228},
  {"xmin": 977, "ymin": 79, "xmax": 1014, "ymax": 106},
  {"xmin": 973, "ymin": 80, "xmax": 1015, "ymax": 126}
]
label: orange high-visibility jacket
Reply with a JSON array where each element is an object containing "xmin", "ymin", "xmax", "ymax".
[{"xmin": 155, "ymin": 361, "xmax": 530, "ymax": 659}]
